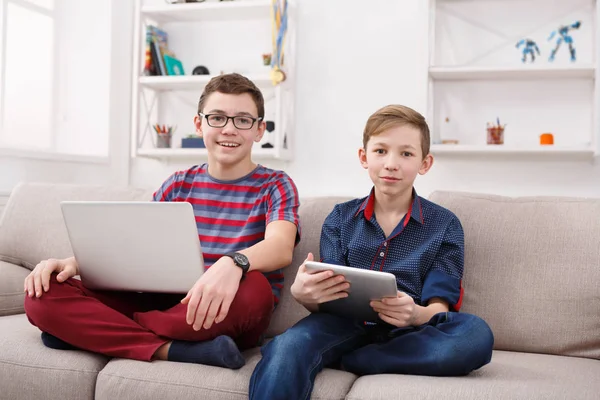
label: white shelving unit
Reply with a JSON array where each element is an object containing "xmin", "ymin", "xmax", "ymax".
[
  {"xmin": 130, "ymin": 0, "xmax": 296, "ymax": 162},
  {"xmin": 427, "ymin": 0, "xmax": 599, "ymax": 161}
]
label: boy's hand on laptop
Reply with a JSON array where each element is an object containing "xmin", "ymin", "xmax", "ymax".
[
  {"xmin": 370, "ymin": 291, "xmax": 417, "ymax": 328},
  {"xmin": 180, "ymin": 257, "xmax": 242, "ymax": 331},
  {"xmin": 291, "ymin": 253, "xmax": 350, "ymax": 307},
  {"xmin": 24, "ymin": 257, "xmax": 79, "ymax": 298}
]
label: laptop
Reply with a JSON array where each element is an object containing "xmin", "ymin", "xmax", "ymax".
[{"xmin": 60, "ymin": 201, "xmax": 204, "ymax": 293}]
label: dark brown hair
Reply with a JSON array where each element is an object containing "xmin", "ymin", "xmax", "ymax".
[
  {"xmin": 362, "ymin": 105, "xmax": 431, "ymax": 158},
  {"xmin": 197, "ymin": 73, "xmax": 265, "ymax": 118}
]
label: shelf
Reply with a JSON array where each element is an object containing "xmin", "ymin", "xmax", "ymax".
[
  {"xmin": 139, "ymin": 74, "xmax": 273, "ymax": 91},
  {"xmin": 137, "ymin": 146, "xmax": 281, "ymax": 160},
  {"xmin": 429, "ymin": 65, "xmax": 596, "ymax": 80},
  {"xmin": 431, "ymin": 144, "xmax": 596, "ymax": 160},
  {"xmin": 141, "ymin": 1, "xmax": 272, "ymax": 23},
  {"xmin": 132, "ymin": 0, "xmax": 296, "ymax": 164}
]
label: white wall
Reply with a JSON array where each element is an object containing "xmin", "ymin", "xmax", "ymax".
[
  {"xmin": 129, "ymin": 0, "xmax": 600, "ymax": 199},
  {"xmin": 54, "ymin": 0, "xmax": 111, "ymax": 156},
  {"xmin": 130, "ymin": 0, "xmax": 431, "ymax": 195}
]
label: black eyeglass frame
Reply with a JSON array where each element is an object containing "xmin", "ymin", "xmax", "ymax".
[{"xmin": 198, "ymin": 112, "xmax": 264, "ymax": 130}]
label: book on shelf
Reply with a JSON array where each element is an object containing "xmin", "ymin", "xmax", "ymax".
[{"xmin": 143, "ymin": 25, "xmax": 177, "ymax": 76}]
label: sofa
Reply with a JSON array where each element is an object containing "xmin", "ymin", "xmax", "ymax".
[{"xmin": 0, "ymin": 182, "xmax": 599, "ymax": 400}]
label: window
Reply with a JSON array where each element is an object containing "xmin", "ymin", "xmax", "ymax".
[
  {"xmin": 0, "ymin": 0, "xmax": 109, "ymax": 158},
  {"xmin": 0, "ymin": 0, "xmax": 54, "ymax": 151}
]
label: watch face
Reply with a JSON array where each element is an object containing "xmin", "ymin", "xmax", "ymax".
[{"xmin": 234, "ymin": 254, "xmax": 248, "ymax": 266}]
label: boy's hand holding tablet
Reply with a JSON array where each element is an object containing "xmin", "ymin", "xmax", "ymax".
[
  {"xmin": 292, "ymin": 253, "xmax": 399, "ymax": 322},
  {"xmin": 290, "ymin": 253, "xmax": 350, "ymax": 312},
  {"xmin": 370, "ymin": 291, "xmax": 418, "ymax": 328}
]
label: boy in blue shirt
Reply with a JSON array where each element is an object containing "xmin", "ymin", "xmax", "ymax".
[{"xmin": 249, "ymin": 105, "xmax": 494, "ymax": 399}]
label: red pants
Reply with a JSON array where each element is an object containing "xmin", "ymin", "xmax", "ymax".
[{"xmin": 24, "ymin": 271, "xmax": 274, "ymax": 361}]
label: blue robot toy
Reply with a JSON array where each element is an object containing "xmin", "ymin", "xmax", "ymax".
[
  {"xmin": 548, "ymin": 21, "xmax": 581, "ymax": 62},
  {"xmin": 516, "ymin": 38, "xmax": 540, "ymax": 63}
]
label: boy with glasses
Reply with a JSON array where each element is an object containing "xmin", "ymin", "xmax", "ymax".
[
  {"xmin": 23, "ymin": 73, "xmax": 300, "ymax": 370},
  {"xmin": 249, "ymin": 105, "xmax": 493, "ymax": 399}
]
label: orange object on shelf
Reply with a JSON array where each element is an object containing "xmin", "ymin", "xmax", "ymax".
[
  {"xmin": 487, "ymin": 126, "xmax": 504, "ymax": 145},
  {"xmin": 540, "ymin": 133, "xmax": 554, "ymax": 145}
]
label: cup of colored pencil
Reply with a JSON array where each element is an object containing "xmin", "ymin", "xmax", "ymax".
[
  {"xmin": 154, "ymin": 124, "xmax": 175, "ymax": 148},
  {"xmin": 486, "ymin": 118, "xmax": 505, "ymax": 145}
]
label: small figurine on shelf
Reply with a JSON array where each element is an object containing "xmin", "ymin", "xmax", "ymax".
[
  {"xmin": 262, "ymin": 53, "xmax": 272, "ymax": 66},
  {"xmin": 548, "ymin": 21, "xmax": 581, "ymax": 62},
  {"xmin": 486, "ymin": 118, "xmax": 505, "ymax": 145},
  {"xmin": 515, "ymin": 38, "xmax": 540, "ymax": 63}
]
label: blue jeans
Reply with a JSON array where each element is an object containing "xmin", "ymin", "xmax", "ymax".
[{"xmin": 249, "ymin": 312, "xmax": 494, "ymax": 400}]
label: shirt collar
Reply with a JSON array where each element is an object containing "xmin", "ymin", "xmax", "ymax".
[{"xmin": 355, "ymin": 187, "xmax": 424, "ymax": 225}]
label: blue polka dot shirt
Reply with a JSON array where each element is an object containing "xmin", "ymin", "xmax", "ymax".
[{"xmin": 320, "ymin": 188, "xmax": 465, "ymax": 310}]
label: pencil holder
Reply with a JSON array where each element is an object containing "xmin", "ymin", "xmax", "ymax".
[
  {"xmin": 487, "ymin": 126, "xmax": 504, "ymax": 145},
  {"xmin": 157, "ymin": 133, "xmax": 172, "ymax": 148}
]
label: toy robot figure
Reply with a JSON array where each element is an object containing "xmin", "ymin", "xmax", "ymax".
[
  {"xmin": 516, "ymin": 39, "xmax": 540, "ymax": 63},
  {"xmin": 548, "ymin": 21, "xmax": 581, "ymax": 62}
]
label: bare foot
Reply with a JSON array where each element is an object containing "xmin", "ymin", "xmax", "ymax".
[{"xmin": 153, "ymin": 341, "xmax": 172, "ymax": 360}]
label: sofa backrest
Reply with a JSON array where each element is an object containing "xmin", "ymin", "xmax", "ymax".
[
  {"xmin": 3, "ymin": 183, "xmax": 598, "ymax": 360},
  {"xmin": 429, "ymin": 191, "xmax": 600, "ymax": 360},
  {"xmin": 0, "ymin": 182, "xmax": 153, "ymax": 269},
  {"xmin": 266, "ymin": 196, "xmax": 352, "ymax": 337}
]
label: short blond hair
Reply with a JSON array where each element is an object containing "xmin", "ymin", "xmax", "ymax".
[{"xmin": 362, "ymin": 105, "xmax": 430, "ymax": 158}]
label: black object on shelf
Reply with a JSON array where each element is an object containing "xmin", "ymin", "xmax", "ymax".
[
  {"xmin": 261, "ymin": 121, "xmax": 275, "ymax": 148},
  {"xmin": 192, "ymin": 65, "xmax": 210, "ymax": 75}
]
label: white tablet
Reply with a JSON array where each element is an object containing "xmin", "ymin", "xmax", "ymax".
[{"xmin": 304, "ymin": 261, "xmax": 398, "ymax": 322}]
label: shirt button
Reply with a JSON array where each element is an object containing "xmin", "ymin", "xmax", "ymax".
[
  {"xmin": 383, "ymin": 242, "xmax": 388, "ymax": 247},
  {"xmin": 380, "ymin": 251, "xmax": 385, "ymax": 257}
]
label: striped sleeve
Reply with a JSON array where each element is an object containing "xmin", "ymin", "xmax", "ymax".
[
  {"xmin": 265, "ymin": 172, "xmax": 301, "ymax": 242},
  {"xmin": 152, "ymin": 171, "xmax": 184, "ymax": 202}
]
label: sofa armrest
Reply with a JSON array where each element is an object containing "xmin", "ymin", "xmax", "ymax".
[{"xmin": 0, "ymin": 260, "xmax": 28, "ymax": 316}]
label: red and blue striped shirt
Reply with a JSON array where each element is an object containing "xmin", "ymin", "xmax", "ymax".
[{"xmin": 153, "ymin": 163, "xmax": 300, "ymax": 305}]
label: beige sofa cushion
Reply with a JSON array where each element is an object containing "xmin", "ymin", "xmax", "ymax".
[
  {"xmin": 0, "ymin": 261, "xmax": 28, "ymax": 316},
  {"xmin": 0, "ymin": 182, "xmax": 153, "ymax": 269},
  {"xmin": 346, "ymin": 350, "xmax": 600, "ymax": 400},
  {"xmin": 266, "ymin": 196, "xmax": 352, "ymax": 337},
  {"xmin": 429, "ymin": 191, "xmax": 600, "ymax": 360},
  {"xmin": 0, "ymin": 314, "xmax": 109, "ymax": 400},
  {"xmin": 96, "ymin": 347, "xmax": 357, "ymax": 400}
]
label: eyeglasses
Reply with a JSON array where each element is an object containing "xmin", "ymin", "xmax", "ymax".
[{"xmin": 198, "ymin": 112, "xmax": 263, "ymax": 130}]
